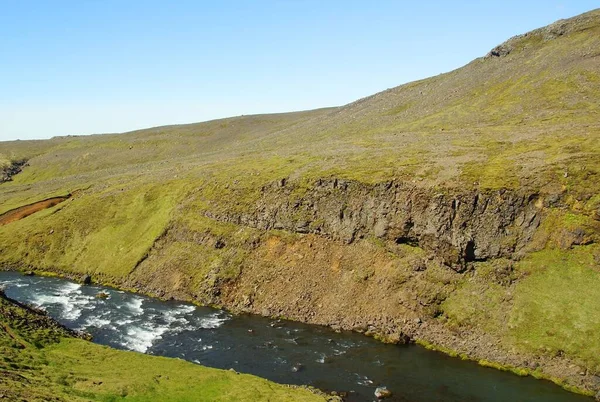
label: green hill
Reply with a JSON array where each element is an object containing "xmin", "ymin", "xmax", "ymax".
[{"xmin": 1, "ymin": 8, "xmax": 599, "ymax": 398}]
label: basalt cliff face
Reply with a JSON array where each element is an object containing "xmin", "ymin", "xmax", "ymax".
[{"xmin": 207, "ymin": 179, "xmax": 543, "ymax": 269}]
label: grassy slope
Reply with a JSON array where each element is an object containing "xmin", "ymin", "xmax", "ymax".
[
  {"xmin": 0, "ymin": 293, "xmax": 325, "ymax": 402},
  {"xmin": 0, "ymin": 7, "xmax": 599, "ymax": 395},
  {"xmin": 442, "ymin": 208, "xmax": 600, "ymax": 372}
]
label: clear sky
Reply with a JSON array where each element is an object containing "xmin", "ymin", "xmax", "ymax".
[{"xmin": 1, "ymin": 1, "xmax": 598, "ymax": 141}]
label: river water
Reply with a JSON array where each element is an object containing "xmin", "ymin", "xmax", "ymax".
[{"xmin": 0, "ymin": 271, "xmax": 590, "ymax": 402}]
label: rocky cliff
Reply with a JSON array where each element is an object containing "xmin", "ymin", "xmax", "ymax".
[
  {"xmin": 0, "ymin": 159, "xmax": 27, "ymax": 183},
  {"xmin": 207, "ymin": 179, "xmax": 543, "ymax": 270}
]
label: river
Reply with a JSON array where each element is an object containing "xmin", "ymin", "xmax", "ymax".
[{"xmin": 0, "ymin": 271, "xmax": 590, "ymax": 402}]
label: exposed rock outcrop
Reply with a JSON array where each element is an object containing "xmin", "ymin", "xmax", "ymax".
[
  {"xmin": 0, "ymin": 160, "xmax": 27, "ymax": 183},
  {"xmin": 207, "ymin": 179, "xmax": 542, "ymax": 270}
]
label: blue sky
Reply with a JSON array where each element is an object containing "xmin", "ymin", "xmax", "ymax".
[{"xmin": 1, "ymin": 1, "xmax": 598, "ymax": 140}]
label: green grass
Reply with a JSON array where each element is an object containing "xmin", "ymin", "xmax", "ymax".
[
  {"xmin": 442, "ymin": 242, "xmax": 600, "ymax": 375},
  {"xmin": 508, "ymin": 246, "xmax": 600, "ymax": 372},
  {"xmin": 43, "ymin": 339, "xmax": 323, "ymax": 402},
  {"xmin": 442, "ymin": 204, "xmax": 600, "ymax": 370},
  {"xmin": 0, "ymin": 293, "xmax": 326, "ymax": 402},
  {"xmin": 441, "ymin": 265, "xmax": 509, "ymax": 332},
  {"xmin": 0, "ymin": 180, "xmax": 191, "ymax": 279}
]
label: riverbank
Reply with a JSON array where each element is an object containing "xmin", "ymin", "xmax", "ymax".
[
  {"xmin": 3, "ymin": 261, "xmax": 597, "ymax": 399},
  {"xmin": 1, "ymin": 270, "xmax": 593, "ymax": 402},
  {"xmin": 0, "ymin": 284, "xmax": 334, "ymax": 401}
]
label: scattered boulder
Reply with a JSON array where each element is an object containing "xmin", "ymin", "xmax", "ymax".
[
  {"xmin": 291, "ymin": 363, "xmax": 304, "ymax": 373},
  {"xmin": 0, "ymin": 160, "xmax": 28, "ymax": 183},
  {"xmin": 82, "ymin": 275, "xmax": 92, "ymax": 285},
  {"xmin": 214, "ymin": 239, "xmax": 226, "ymax": 249},
  {"xmin": 95, "ymin": 292, "xmax": 109, "ymax": 299},
  {"xmin": 375, "ymin": 386, "xmax": 392, "ymax": 399}
]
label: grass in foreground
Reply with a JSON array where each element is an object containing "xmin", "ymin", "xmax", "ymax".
[{"xmin": 0, "ymin": 293, "xmax": 327, "ymax": 402}]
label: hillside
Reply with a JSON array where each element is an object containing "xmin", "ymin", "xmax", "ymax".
[{"xmin": 1, "ymin": 8, "xmax": 600, "ymax": 398}]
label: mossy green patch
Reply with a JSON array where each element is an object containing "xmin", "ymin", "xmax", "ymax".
[
  {"xmin": 508, "ymin": 246, "xmax": 600, "ymax": 372},
  {"xmin": 43, "ymin": 339, "xmax": 323, "ymax": 402},
  {"xmin": 0, "ymin": 180, "xmax": 191, "ymax": 278},
  {"xmin": 441, "ymin": 260, "xmax": 513, "ymax": 332}
]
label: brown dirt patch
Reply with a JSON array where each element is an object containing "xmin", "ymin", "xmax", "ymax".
[{"xmin": 0, "ymin": 196, "xmax": 70, "ymax": 226}]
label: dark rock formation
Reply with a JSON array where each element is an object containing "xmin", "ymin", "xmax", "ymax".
[
  {"xmin": 206, "ymin": 179, "xmax": 542, "ymax": 270},
  {"xmin": 82, "ymin": 274, "xmax": 92, "ymax": 285},
  {"xmin": 487, "ymin": 44, "xmax": 512, "ymax": 57},
  {"xmin": 0, "ymin": 160, "xmax": 28, "ymax": 183}
]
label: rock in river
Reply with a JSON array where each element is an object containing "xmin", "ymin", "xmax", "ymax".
[{"xmin": 375, "ymin": 386, "xmax": 392, "ymax": 399}]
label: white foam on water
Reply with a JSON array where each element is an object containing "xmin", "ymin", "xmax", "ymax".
[
  {"xmin": 123, "ymin": 297, "xmax": 144, "ymax": 316},
  {"xmin": 163, "ymin": 310, "xmax": 189, "ymax": 324},
  {"xmin": 120, "ymin": 323, "xmax": 171, "ymax": 353},
  {"xmin": 197, "ymin": 312, "xmax": 229, "ymax": 329},
  {"xmin": 79, "ymin": 315, "xmax": 113, "ymax": 330},
  {"xmin": 156, "ymin": 304, "xmax": 199, "ymax": 333},
  {"xmin": 274, "ymin": 357, "xmax": 288, "ymax": 365},
  {"xmin": 316, "ymin": 354, "xmax": 327, "ymax": 364},
  {"xmin": 175, "ymin": 304, "xmax": 196, "ymax": 314},
  {"xmin": 114, "ymin": 318, "xmax": 134, "ymax": 326},
  {"xmin": 63, "ymin": 282, "xmax": 82, "ymax": 292},
  {"xmin": 117, "ymin": 304, "xmax": 199, "ymax": 353},
  {"xmin": 0, "ymin": 280, "xmax": 29, "ymax": 288},
  {"xmin": 29, "ymin": 281, "xmax": 93, "ymax": 320},
  {"xmin": 355, "ymin": 374, "xmax": 374, "ymax": 386}
]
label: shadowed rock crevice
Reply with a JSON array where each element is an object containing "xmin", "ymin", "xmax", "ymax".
[
  {"xmin": 463, "ymin": 240, "xmax": 477, "ymax": 262},
  {"xmin": 395, "ymin": 236, "xmax": 419, "ymax": 247}
]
